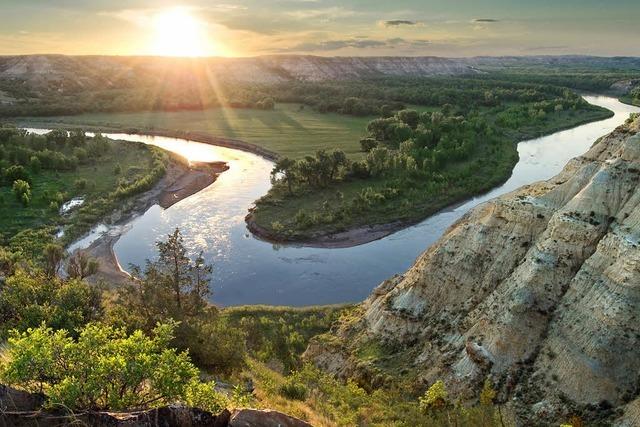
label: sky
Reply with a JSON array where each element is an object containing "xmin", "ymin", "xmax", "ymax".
[{"xmin": 1, "ymin": 0, "xmax": 638, "ymax": 57}]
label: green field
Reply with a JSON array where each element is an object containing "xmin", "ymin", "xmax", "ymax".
[{"xmin": 18, "ymin": 104, "xmax": 372, "ymax": 159}]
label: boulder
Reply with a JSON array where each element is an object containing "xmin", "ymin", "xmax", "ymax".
[{"xmin": 230, "ymin": 409, "xmax": 312, "ymax": 427}]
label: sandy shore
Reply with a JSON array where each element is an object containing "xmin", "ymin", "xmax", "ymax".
[
  {"xmin": 77, "ymin": 159, "xmax": 227, "ymax": 286},
  {"xmin": 245, "ymin": 212, "xmax": 410, "ymax": 249}
]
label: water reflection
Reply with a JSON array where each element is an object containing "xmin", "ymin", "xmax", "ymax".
[{"xmin": 66, "ymin": 97, "xmax": 640, "ymax": 306}]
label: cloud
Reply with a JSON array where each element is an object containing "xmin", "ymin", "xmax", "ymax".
[
  {"xmin": 382, "ymin": 20, "xmax": 419, "ymax": 27},
  {"xmin": 286, "ymin": 7, "xmax": 356, "ymax": 20},
  {"xmin": 472, "ymin": 18, "xmax": 500, "ymax": 23},
  {"xmin": 523, "ymin": 45, "xmax": 569, "ymax": 52},
  {"xmin": 277, "ymin": 37, "xmax": 431, "ymax": 52}
]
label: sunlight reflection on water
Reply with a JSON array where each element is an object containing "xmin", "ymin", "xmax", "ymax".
[{"xmin": 36, "ymin": 96, "xmax": 640, "ymax": 306}]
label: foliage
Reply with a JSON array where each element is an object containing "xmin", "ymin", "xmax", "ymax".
[
  {"xmin": 222, "ymin": 305, "xmax": 347, "ymax": 373},
  {"xmin": 66, "ymin": 251, "xmax": 100, "ymax": 279},
  {"xmin": 279, "ymin": 373, "xmax": 309, "ymax": 401},
  {"xmin": 0, "ymin": 267, "xmax": 102, "ymax": 339},
  {"xmin": 419, "ymin": 380, "xmax": 449, "ymax": 412},
  {"xmin": 250, "ymin": 361, "xmax": 516, "ymax": 427},
  {"xmin": 0, "ymin": 322, "xmax": 225, "ymax": 411},
  {"xmin": 183, "ymin": 380, "xmax": 230, "ymax": 414},
  {"xmin": 252, "ymin": 84, "xmax": 612, "ymax": 240},
  {"xmin": 0, "ymin": 126, "xmax": 167, "ymax": 245},
  {"xmin": 480, "ymin": 378, "xmax": 497, "ymax": 406},
  {"xmin": 107, "ymin": 228, "xmax": 246, "ymax": 375}
]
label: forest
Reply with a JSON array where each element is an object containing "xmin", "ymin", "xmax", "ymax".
[{"xmin": 250, "ymin": 81, "xmax": 612, "ymax": 241}]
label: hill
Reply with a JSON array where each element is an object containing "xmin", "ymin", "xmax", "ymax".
[{"xmin": 306, "ymin": 114, "xmax": 640, "ymax": 425}]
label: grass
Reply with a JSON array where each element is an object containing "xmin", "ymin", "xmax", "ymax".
[
  {"xmin": 17, "ymin": 103, "xmax": 373, "ymax": 159},
  {"xmin": 251, "ymin": 105, "xmax": 613, "ymax": 241},
  {"xmin": 0, "ymin": 142, "xmax": 155, "ymax": 243},
  {"xmin": 222, "ymin": 304, "xmax": 350, "ymax": 373}
]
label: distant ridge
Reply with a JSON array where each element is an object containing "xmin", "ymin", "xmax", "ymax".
[{"xmin": 0, "ymin": 54, "xmax": 475, "ymax": 87}]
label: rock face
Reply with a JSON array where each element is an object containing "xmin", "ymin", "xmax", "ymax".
[
  {"xmin": 0, "ymin": 405, "xmax": 314, "ymax": 427},
  {"xmin": 307, "ymin": 116, "xmax": 640, "ymax": 423},
  {"xmin": 230, "ymin": 408, "xmax": 313, "ymax": 427}
]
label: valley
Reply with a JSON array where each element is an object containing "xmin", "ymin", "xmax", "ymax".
[{"xmin": 1, "ymin": 52, "xmax": 640, "ymax": 427}]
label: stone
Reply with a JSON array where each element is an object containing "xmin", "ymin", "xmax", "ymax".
[{"xmin": 230, "ymin": 409, "xmax": 312, "ymax": 427}]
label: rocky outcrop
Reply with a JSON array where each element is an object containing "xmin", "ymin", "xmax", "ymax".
[
  {"xmin": 306, "ymin": 115, "xmax": 640, "ymax": 423},
  {"xmin": 230, "ymin": 409, "xmax": 312, "ymax": 427},
  {"xmin": 1, "ymin": 385, "xmax": 312, "ymax": 426},
  {"xmin": 1, "ymin": 405, "xmax": 314, "ymax": 427}
]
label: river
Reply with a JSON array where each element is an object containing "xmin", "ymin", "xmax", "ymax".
[{"xmin": 29, "ymin": 96, "xmax": 640, "ymax": 306}]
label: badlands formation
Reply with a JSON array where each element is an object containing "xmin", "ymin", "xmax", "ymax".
[{"xmin": 307, "ymin": 115, "xmax": 640, "ymax": 424}]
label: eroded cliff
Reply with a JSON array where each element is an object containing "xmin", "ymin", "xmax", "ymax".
[{"xmin": 306, "ymin": 115, "xmax": 640, "ymax": 424}]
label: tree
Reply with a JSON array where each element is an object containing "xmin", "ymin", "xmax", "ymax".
[
  {"xmin": 45, "ymin": 129, "xmax": 68, "ymax": 146},
  {"xmin": 43, "ymin": 243, "xmax": 65, "ymax": 277},
  {"xmin": 66, "ymin": 252, "xmax": 99, "ymax": 279},
  {"xmin": 360, "ymin": 137, "xmax": 377, "ymax": 153},
  {"xmin": 12, "ymin": 179, "xmax": 31, "ymax": 205},
  {"xmin": 272, "ymin": 157, "xmax": 297, "ymax": 194},
  {"xmin": 114, "ymin": 228, "xmax": 212, "ymax": 328},
  {"xmin": 154, "ymin": 228, "xmax": 211, "ymax": 313},
  {"xmin": 366, "ymin": 147, "xmax": 390, "ymax": 177},
  {"xmin": 0, "ymin": 322, "xmax": 224, "ymax": 411},
  {"xmin": 29, "ymin": 156, "xmax": 41, "ymax": 173},
  {"xmin": 479, "ymin": 378, "xmax": 496, "ymax": 406},
  {"xmin": 397, "ymin": 109, "xmax": 420, "ymax": 130},
  {"xmin": 5, "ymin": 165, "xmax": 30, "ymax": 184}
]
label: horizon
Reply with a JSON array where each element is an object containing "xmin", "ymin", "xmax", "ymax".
[
  {"xmin": 2, "ymin": 53, "xmax": 639, "ymax": 59},
  {"xmin": 2, "ymin": 1, "xmax": 638, "ymax": 58}
]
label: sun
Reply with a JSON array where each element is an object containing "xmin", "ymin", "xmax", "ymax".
[{"xmin": 151, "ymin": 7, "xmax": 213, "ymax": 57}]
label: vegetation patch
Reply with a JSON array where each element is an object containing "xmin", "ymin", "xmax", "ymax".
[
  {"xmin": 252, "ymin": 85, "xmax": 612, "ymax": 242},
  {"xmin": 0, "ymin": 127, "xmax": 168, "ymax": 253}
]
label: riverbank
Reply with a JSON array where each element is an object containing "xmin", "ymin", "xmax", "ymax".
[
  {"xmin": 15, "ymin": 121, "xmax": 281, "ymax": 161},
  {"xmin": 76, "ymin": 157, "xmax": 228, "ymax": 285},
  {"xmin": 248, "ymin": 104, "xmax": 614, "ymax": 248}
]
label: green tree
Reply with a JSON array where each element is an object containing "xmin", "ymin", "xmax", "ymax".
[
  {"xmin": 272, "ymin": 157, "xmax": 297, "ymax": 194},
  {"xmin": 397, "ymin": 109, "xmax": 420, "ymax": 130},
  {"xmin": 12, "ymin": 179, "xmax": 31, "ymax": 206},
  {"xmin": 0, "ymin": 268, "xmax": 102, "ymax": 339},
  {"xmin": 360, "ymin": 137, "xmax": 377, "ymax": 153},
  {"xmin": 479, "ymin": 378, "xmax": 497, "ymax": 406},
  {"xmin": 0, "ymin": 322, "xmax": 222, "ymax": 411},
  {"xmin": 419, "ymin": 380, "xmax": 449, "ymax": 412}
]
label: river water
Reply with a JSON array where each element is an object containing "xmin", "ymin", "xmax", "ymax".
[{"xmin": 29, "ymin": 96, "xmax": 640, "ymax": 306}]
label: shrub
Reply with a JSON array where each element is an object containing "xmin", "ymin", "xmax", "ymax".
[
  {"xmin": 74, "ymin": 178, "xmax": 88, "ymax": 190},
  {"xmin": 184, "ymin": 380, "xmax": 229, "ymax": 413},
  {"xmin": 0, "ymin": 268, "xmax": 102, "ymax": 338},
  {"xmin": 12, "ymin": 179, "xmax": 31, "ymax": 204},
  {"xmin": 279, "ymin": 375, "xmax": 308, "ymax": 401},
  {"xmin": 5, "ymin": 165, "xmax": 30, "ymax": 184},
  {"xmin": 419, "ymin": 380, "xmax": 449, "ymax": 412},
  {"xmin": 0, "ymin": 322, "xmax": 213, "ymax": 411},
  {"xmin": 479, "ymin": 378, "xmax": 496, "ymax": 406}
]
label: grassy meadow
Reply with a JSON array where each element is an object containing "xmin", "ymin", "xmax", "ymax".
[{"xmin": 18, "ymin": 103, "xmax": 372, "ymax": 159}]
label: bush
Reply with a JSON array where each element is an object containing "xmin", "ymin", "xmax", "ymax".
[
  {"xmin": 279, "ymin": 375, "xmax": 308, "ymax": 401},
  {"xmin": 4, "ymin": 165, "xmax": 30, "ymax": 184},
  {"xmin": 12, "ymin": 179, "xmax": 31, "ymax": 205},
  {"xmin": 419, "ymin": 380, "xmax": 449, "ymax": 412},
  {"xmin": 0, "ymin": 269, "xmax": 102, "ymax": 339},
  {"xmin": 0, "ymin": 322, "xmax": 213, "ymax": 411}
]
